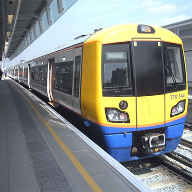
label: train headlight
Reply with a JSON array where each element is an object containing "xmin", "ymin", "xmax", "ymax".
[
  {"xmin": 170, "ymin": 100, "xmax": 185, "ymax": 117},
  {"xmin": 105, "ymin": 108, "xmax": 130, "ymax": 123},
  {"xmin": 137, "ymin": 24, "xmax": 155, "ymax": 34},
  {"xmin": 107, "ymin": 109, "xmax": 118, "ymax": 120}
]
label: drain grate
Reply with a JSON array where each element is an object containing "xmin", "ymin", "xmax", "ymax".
[{"xmin": 7, "ymin": 81, "xmax": 73, "ymax": 192}]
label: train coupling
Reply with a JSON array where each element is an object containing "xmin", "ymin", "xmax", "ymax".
[{"xmin": 142, "ymin": 133, "xmax": 165, "ymax": 154}]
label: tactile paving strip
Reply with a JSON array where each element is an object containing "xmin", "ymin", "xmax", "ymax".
[
  {"xmin": 32, "ymin": 158, "xmax": 58, "ymax": 170},
  {"xmin": 31, "ymin": 151, "xmax": 55, "ymax": 161},
  {"xmin": 7, "ymin": 82, "xmax": 73, "ymax": 192},
  {"xmin": 39, "ymin": 176, "xmax": 72, "ymax": 192}
]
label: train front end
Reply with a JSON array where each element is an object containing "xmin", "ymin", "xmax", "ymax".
[{"xmin": 81, "ymin": 24, "xmax": 188, "ymax": 162}]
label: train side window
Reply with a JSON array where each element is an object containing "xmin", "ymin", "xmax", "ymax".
[
  {"xmin": 73, "ymin": 56, "xmax": 81, "ymax": 97},
  {"xmin": 44, "ymin": 66, "xmax": 47, "ymax": 86},
  {"xmin": 59, "ymin": 62, "xmax": 72, "ymax": 94},
  {"xmin": 31, "ymin": 67, "xmax": 35, "ymax": 81},
  {"xmin": 35, "ymin": 67, "xmax": 39, "ymax": 82},
  {"xmin": 55, "ymin": 65, "xmax": 60, "ymax": 89},
  {"xmin": 19, "ymin": 68, "xmax": 22, "ymax": 78},
  {"xmin": 24, "ymin": 68, "xmax": 28, "ymax": 81},
  {"xmin": 15, "ymin": 68, "xmax": 18, "ymax": 76},
  {"xmin": 60, "ymin": 64, "xmax": 69, "ymax": 92},
  {"xmin": 32, "ymin": 67, "xmax": 38, "ymax": 82},
  {"xmin": 39, "ymin": 66, "xmax": 44, "ymax": 84}
]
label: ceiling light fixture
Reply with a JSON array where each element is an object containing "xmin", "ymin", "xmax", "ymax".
[{"xmin": 8, "ymin": 15, "xmax": 13, "ymax": 24}]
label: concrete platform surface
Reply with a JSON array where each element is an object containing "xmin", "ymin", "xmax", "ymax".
[{"xmin": 0, "ymin": 77, "xmax": 153, "ymax": 192}]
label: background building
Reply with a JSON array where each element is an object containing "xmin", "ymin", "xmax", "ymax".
[{"xmin": 163, "ymin": 19, "xmax": 192, "ymax": 87}]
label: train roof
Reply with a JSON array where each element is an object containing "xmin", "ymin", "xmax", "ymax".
[
  {"xmin": 28, "ymin": 35, "xmax": 89, "ymax": 62},
  {"xmin": 85, "ymin": 23, "xmax": 182, "ymax": 45},
  {"xmin": 16, "ymin": 23, "xmax": 182, "ymax": 65}
]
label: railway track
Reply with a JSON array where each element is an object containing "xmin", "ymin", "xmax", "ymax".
[
  {"xmin": 122, "ymin": 133, "xmax": 192, "ymax": 191},
  {"xmin": 185, "ymin": 122, "xmax": 192, "ymax": 130},
  {"xmin": 166, "ymin": 151, "xmax": 192, "ymax": 169},
  {"xmin": 122, "ymin": 155, "xmax": 192, "ymax": 191},
  {"xmin": 179, "ymin": 138, "xmax": 192, "ymax": 148}
]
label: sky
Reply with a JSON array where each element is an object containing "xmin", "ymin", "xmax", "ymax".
[{"xmin": 2, "ymin": 0, "xmax": 192, "ymax": 67}]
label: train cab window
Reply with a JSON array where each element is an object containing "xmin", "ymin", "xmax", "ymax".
[
  {"xmin": 73, "ymin": 56, "xmax": 81, "ymax": 97},
  {"xmin": 163, "ymin": 43, "xmax": 186, "ymax": 92},
  {"xmin": 102, "ymin": 43, "xmax": 132, "ymax": 96}
]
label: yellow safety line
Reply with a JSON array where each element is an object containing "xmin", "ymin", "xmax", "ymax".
[{"xmin": 11, "ymin": 82, "xmax": 102, "ymax": 192}]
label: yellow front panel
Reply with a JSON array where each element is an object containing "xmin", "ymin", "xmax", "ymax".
[
  {"xmin": 137, "ymin": 95, "xmax": 164, "ymax": 128},
  {"xmin": 81, "ymin": 42, "xmax": 102, "ymax": 123},
  {"xmin": 165, "ymin": 46, "xmax": 188, "ymax": 125},
  {"xmin": 81, "ymin": 42, "xmax": 136, "ymax": 128},
  {"xmin": 165, "ymin": 90, "xmax": 188, "ymax": 125},
  {"xmin": 99, "ymin": 97, "xmax": 136, "ymax": 128}
]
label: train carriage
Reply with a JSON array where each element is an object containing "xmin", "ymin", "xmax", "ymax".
[{"xmin": 7, "ymin": 23, "xmax": 188, "ymax": 162}]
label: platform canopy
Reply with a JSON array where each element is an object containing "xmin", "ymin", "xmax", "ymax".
[
  {"xmin": 0, "ymin": 0, "xmax": 77, "ymax": 61},
  {"xmin": 163, "ymin": 18, "xmax": 192, "ymax": 41}
]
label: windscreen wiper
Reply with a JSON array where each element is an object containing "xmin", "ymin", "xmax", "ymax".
[
  {"xmin": 115, "ymin": 68, "xmax": 129, "ymax": 96},
  {"xmin": 166, "ymin": 63, "xmax": 177, "ymax": 89},
  {"xmin": 115, "ymin": 82, "xmax": 123, "ymax": 96}
]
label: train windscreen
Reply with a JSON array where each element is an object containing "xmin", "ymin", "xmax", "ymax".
[
  {"xmin": 102, "ymin": 43, "xmax": 132, "ymax": 96},
  {"xmin": 102, "ymin": 41, "xmax": 186, "ymax": 97},
  {"xmin": 163, "ymin": 43, "xmax": 186, "ymax": 93},
  {"xmin": 132, "ymin": 40, "xmax": 164, "ymax": 96}
]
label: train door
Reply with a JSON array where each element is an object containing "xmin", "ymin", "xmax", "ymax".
[
  {"xmin": 72, "ymin": 47, "xmax": 82, "ymax": 114},
  {"xmin": 22, "ymin": 65, "xmax": 24, "ymax": 83},
  {"xmin": 18, "ymin": 66, "xmax": 20, "ymax": 82},
  {"xmin": 47, "ymin": 58, "xmax": 56, "ymax": 105},
  {"xmin": 13, "ymin": 67, "xmax": 15, "ymax": 79},
  {"xmin": 28, "ymin": 64, "xmax": 31, "ymax": 88},
  {"xmin": 132, "ymin": 39, "xmax": 165, "ymax": 130}
]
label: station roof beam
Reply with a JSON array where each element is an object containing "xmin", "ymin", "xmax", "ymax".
[
  {"xmin": 0, "ymin": 0, "xmax": 78, "ymax": 61},
  {"xmin": 163, "ymin": 18, "xmax": 192, "ymax": 41}
]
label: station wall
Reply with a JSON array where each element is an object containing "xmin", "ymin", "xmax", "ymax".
[{"xmin": 183, "ymin": 41, "xmax": 192, "ymax": 87}]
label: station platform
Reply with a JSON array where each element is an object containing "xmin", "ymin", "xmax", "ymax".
[{"xmin": 0, "ymin": 77, "xmax": 152, "ymax": 192}]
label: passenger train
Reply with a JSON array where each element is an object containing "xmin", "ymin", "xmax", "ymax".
[{"xmin": 7, "ymin": 23, "xmax": 188, "ymax": 162}]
